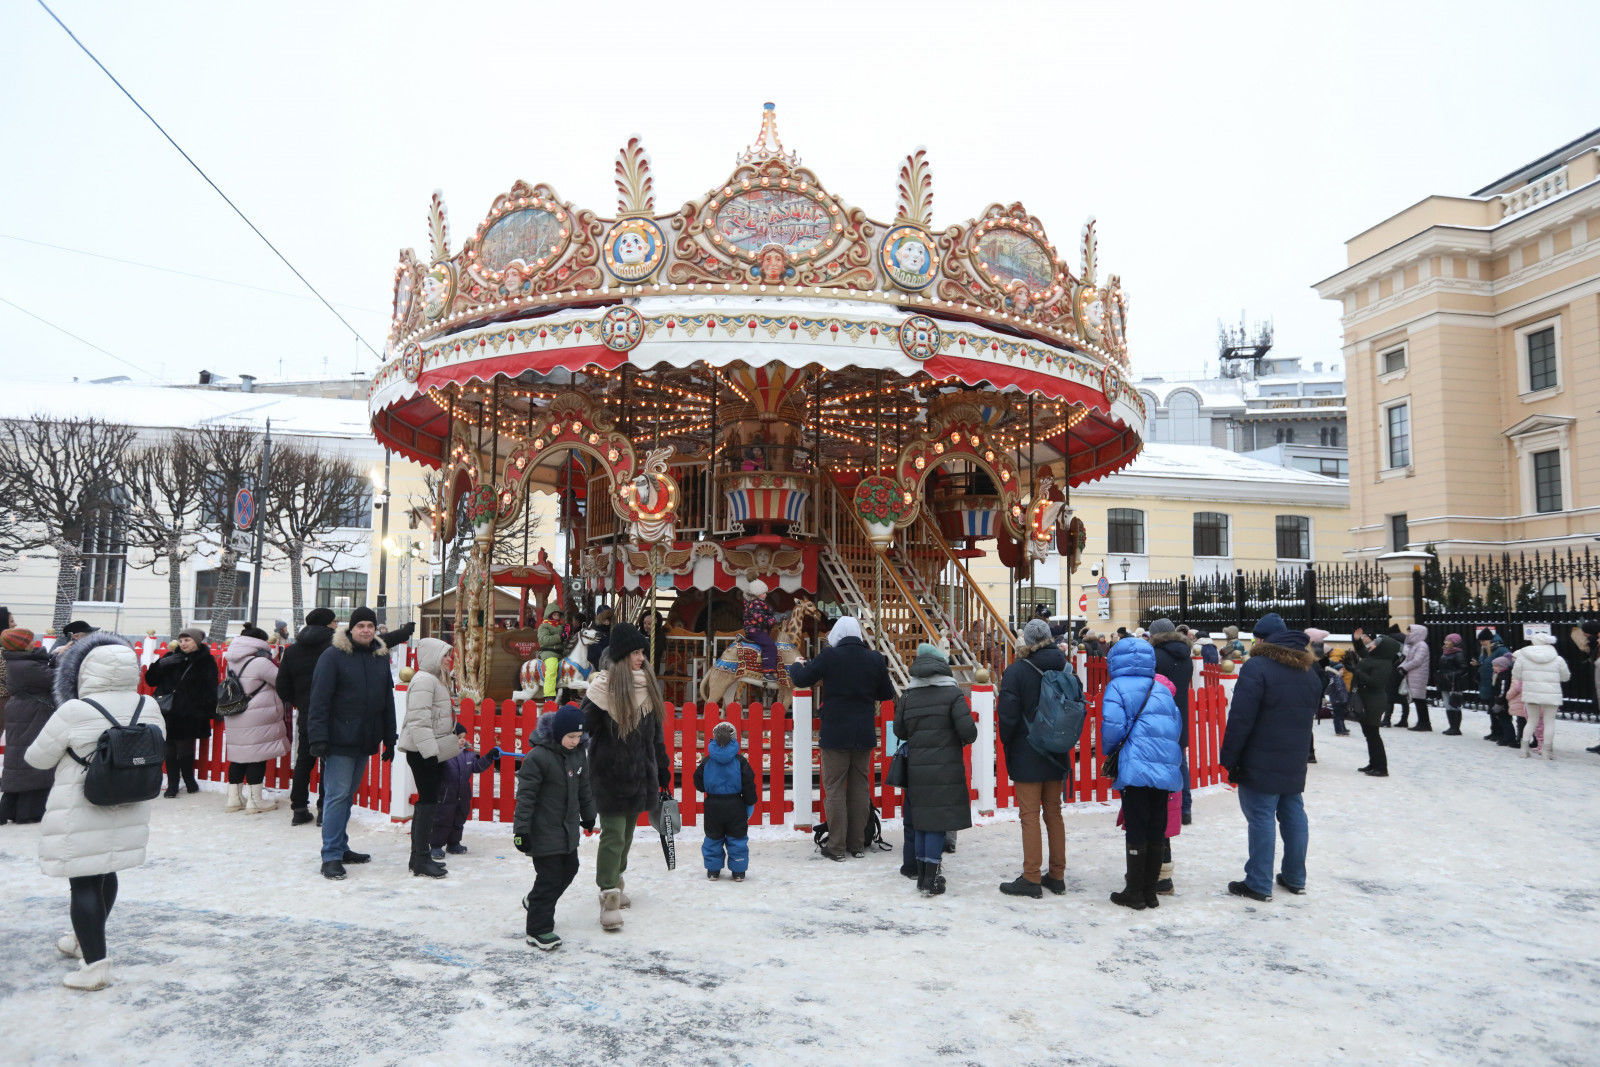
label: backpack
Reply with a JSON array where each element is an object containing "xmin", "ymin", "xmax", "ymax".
[
  {"xmin": 66, "ymin": 697, "xmax": 165, "ymax": 806},
  {"xmin": 217, "ymin": 651, "xmax": 272, "ymax": 716},
  {"xmin": 1025, "ymin": 660, "xmax": 1088, "ymax": 767},
  {"xmin": 813, "ymin": 804, "xmax": 893, "ymax": 853}
]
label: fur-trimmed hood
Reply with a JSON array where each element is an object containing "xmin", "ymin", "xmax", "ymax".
[
  {"xmin": 1247, "ymin": 639, "xmax": 1317, "ymax": 671},
  {"xmin": 1146, "ymin": 631, "xmax": 1194, "ymax": 650},
  {"xmin": 330, "ymin": 627, "xmax": 390, "ymax": 658},
  {"xmin": 52, "ymin": 631, "xmax": 140, "ymax": 706}
]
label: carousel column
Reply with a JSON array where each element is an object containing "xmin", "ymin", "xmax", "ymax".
[
  {"xmin": 456, "ymin": 516, "xmax": 498, "ymax": 701},
  {"xmin": 790, "ymin": 688, "xmax": 815, "ymax": 831},
  {"xmin": 970, "ymin": 684, "xmax": 997, "ymax": 817}
]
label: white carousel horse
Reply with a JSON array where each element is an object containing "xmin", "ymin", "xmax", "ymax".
[
  {"xmin": 514, "ymin": 627, "xmax": 600, "ymax": 703},
  {"xmin": 700, "ymin": 596, "xmax": 819, "ymax": 705}
]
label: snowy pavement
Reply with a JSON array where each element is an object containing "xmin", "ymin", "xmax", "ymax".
[{"xmin": 2, "ymin": 711, "xmax": 1599, "ymax": 1066}]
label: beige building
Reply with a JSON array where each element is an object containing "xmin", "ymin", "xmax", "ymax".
[{"xmin": 1315, "ymin": 128, "xmax": 1600, "ymax": 559}]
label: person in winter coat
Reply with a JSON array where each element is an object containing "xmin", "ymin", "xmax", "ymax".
[
  {"xmin": 1323, "ymin": 648, "xmax": 1352, "ymax": 736},
  {"xmin": 1476, "ymin": 628, "xmax": 1510, "ymax": 736},
  {"xmin": 0, "ymin": 607, "xmax": 15, "ymax": 704},
  {"xmin": 788, "ymin": 615, "xmax": 896, "ymax": 861},
  {"xmin": 893, "ymin": 643, "xmax": 977, "ymax": 897},
  {"xmin": 1219, "ymin": 613, "xmax": 1321, "ymax": 902},
  {"xmin": 1512, "ymin": 632, "xmax": 1570, "ymax": 760},
  {"xmin": 1350, "ymin": 629, "xmax": 1398, "ymax": 776},
  {"xmin": 1398, "ymin": 624, "xmax": 1433, "ymax": 731},
  {"xmin": 1582, "ymin": 621, "xmax": 1600, "ymax": 756},
  {"xmin": 221, "ymin": 627, "xmax": 289, "ymax": 815},
  {"xmin": 1489, "ymin": 655, "xmax": 1516, "ymax": 748},
  {"xmin": 277, "ymin": 607, "xmax": 338, "ymax": 826},
  {"xmin": 513, "ymin": 702, "xmax": 595, "ymax": 950},
  {"xmin": 431, "ymin": 739, "xmax": 500, "ymax": 859},
  {"xmin": 397, "ymin": 637, "xmax": 459, "ymax": 878},
  {"xmin": 1146, "ymin": 619, "xmax": 1194, "ymax": 820},
  {"xmin": 25, "ymin": 633, "xmax": 164, "ymax": 991},
  {"xmin": 996, "ymin": 618, "xmax": 1071, "ymax": 898},
  {"xmin": 537, "ymin": 608, "xmax": 565, "ymax": 699},
  {"xmin": 1, "ymin": 628, "xmax": 55, "ymax": 824},
  {"xmin": 695, "ymin": 721, "xmax": 758, "ymax": 881},
  {"xmin": 1503, "ymin": 658, "xmax": 1530, "ymax": 747},
  {"xmin": 143, "ymin": 628, "xmax": 217, "ymax": 798},
  {"xmin": 51, "ymin": 620, "xmax": 95, "ymax": 656},
  {"xmin": 1100, "ymin": 637, "xmax": 1184, "ymax": 910},
  {"xmin": 1198, "ymin": 636, "xmax": 1220, "ymax": 666},
  {"xmin": 1437, "ymin": 633, "xmax": 1471, "ymax": 736},
  {"xmin": 741, "ymin": 579, "xmax": 779, "ymax": 671},
  {"xmin": 307, "ymin": 607, "xmax": 396, "ymax": 881},
  {"xmin": 1220, "ymin": 626, "xmax": 1247, "ymax": 663},
  {"xmin": 583, "ymin": 623, "xmax": 670, "ymax": 932}
]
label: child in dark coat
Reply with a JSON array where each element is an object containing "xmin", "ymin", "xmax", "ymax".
[
  {"xmin": 694, "ymin": 721, "xmax": 757, "ymax": 881},
  {"xmin": 430, "ymin": 733, "xmax": 501, "ymax": 860},
  {"xmin": 513, "ymin": 703, "xmax": 594, "ymax": 950}
]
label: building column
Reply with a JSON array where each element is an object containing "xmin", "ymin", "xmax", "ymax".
[{"xmin": 1377, "ymin": 550, "xmax": 1434, "ymax": 628}]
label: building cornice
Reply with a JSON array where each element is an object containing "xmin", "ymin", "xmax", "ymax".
[{"xmin": 1074, "ymin": 472, "xmax": 1347, "ymax": 507}]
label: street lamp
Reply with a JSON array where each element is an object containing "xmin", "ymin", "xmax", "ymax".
[
  {"xmin": 383, "ymin": 535, "xmax": 427, "ymax": 627},
  {"xmin": 1120, "ymin": 557, "xmax": 1131, "ymax": 581},
  {"xmin": 370, "ymin": 456, "xmax": 391, "ymax": 624}
]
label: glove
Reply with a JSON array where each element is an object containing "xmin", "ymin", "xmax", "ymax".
[
  {"xmin": 581, "ymin": 820, "xmax": 595, "ymax": 835},
  {"xmin": 486, "ymin": 746, "xmax": 502, "ymax": 760},
  {"xmin": 310, "ymin": 742, "xmax": 329, "ymax": 758},
  {"xmin": 381, "ymin": 742, "xmax": 395, "ymax": 762},
  {"xmin": 512, "ymin": 833, "xmax": 533, "ymax": 855}
]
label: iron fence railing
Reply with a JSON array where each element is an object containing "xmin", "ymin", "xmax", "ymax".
[{"xmin": 1138, "ymin": 562, "xmax": 1390, "ymax": 636}]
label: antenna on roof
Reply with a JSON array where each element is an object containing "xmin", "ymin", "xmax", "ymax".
[{"xmin": 1217, "ymin": 313, "xmax": 1274, "ymax": 380}]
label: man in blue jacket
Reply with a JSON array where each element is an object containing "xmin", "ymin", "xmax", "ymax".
[{"xmin": 1219, "ymin": 612, "xmax": 1323, "ymax": 902}]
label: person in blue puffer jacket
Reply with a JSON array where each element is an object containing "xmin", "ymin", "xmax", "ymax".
[
  {"xmin": 1099, "ymin": 638, "xmax": 1184, "ymax": 911},
  {"xmin": 694, "ymin": 722, "xmax": 757, "ymax": 881}
]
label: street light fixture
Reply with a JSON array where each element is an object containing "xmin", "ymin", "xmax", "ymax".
[
  {"xmin": 370, "ymin": 457, "xmax": 391, "ymax": 624},
  {"xmin": 1120, "ymin": 557, "xmax": 1131, "ymax": 581}
]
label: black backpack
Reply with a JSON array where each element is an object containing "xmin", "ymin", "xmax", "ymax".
[
  {"xmin": 217, "ymin": 650, "xmax": 272, "ymax": 716},
  {"xmin": 813, "ymin": 804, "xmax": 894, "ymax": 853},
  {"xmin": 66, "ymin": 697, "xmax": 165, "ymax": 806}
]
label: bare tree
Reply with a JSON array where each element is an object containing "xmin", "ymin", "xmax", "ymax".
[
  {"xmin": 0, "ymin": 414, "xmax": 137, "ymax": 631},
  {"xmin": 259, "ymin": 445, "xmax": 366, "ymax": 629},
  {"xmin": 190, "ymin": 424, "xmax": 263, "ymax": 642},
  {"xmin": 123, "ymin": 432, "xmax": 210, "ymax": 636}
]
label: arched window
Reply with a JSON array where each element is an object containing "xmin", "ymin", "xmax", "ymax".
[{"xmin": 1168, "ymin": 392, "xmax": 1202, "ymax": 446}]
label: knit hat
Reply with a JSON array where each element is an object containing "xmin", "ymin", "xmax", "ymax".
[
  {"xmin": 1034, "ymin": 604, "xmax": 1051, "ymax": 618},
  {"xmin": 1304, "ymin": 628, "xmax": 1330, "ymax": 645},
  {"xmin": 178, "ymin": 627, "xmax": 207, "ymax": 647},
  {"xmin": 349, "ymin": 606, "xmax": 378, "ymax": 628},
  {"xmin": 1269, "ymin": 630, "xmax": 1311, "ymax": 650},
  {"xmin": 1443, "ymin": 633, "xmax": 1462, "ymax": 650},
  {"xmin": 1492, "ymin": 654, "xmax": 1513, "ymax": 672},
  {"xmin": 1, "ymin": 628, "xmax": 34, "ymax": 651},
  {"xmin": 916, "ymin": 641, "xmax": 948, "ymax": 661},
  {"xmin": 746, "ymin": 579, "xmax": 769, "ymax": 597},
  {"xmin": 1253, "ymin": 613, "xmax": 1288, "ymax": 639},
  {"xmin": 607, "ymin": 622, "xmax": 649, "ymax": 661},
  {"xmin": 63, "ymin": 620, "xmax": 94, "ymax": 637},
  {"xmin": 305, "ymin": 607, "xmax": 336, "ymax": 627},
  {"xmin": 549, "ymin": 702, "xmax": 585, "ymax": 739},
  {"xmin": 1477, "ymin": 628, "xmax": 1496, "ymax": 642},
  {"xmin": 239, "ymin": 625, "xmax": 268, "ymax": 641},
  {"xmin": 1022, "ymin": 618, "xmax": 1053, "ymax": 647},
  {"xmin": 1148, "ymin": 618, "xmax": 1176, "ymax": 636},
  {"xmin": 1224, "ymin": 625, "xmax": 1239, "ymax": 640},
  {"xmin": 1583, "ymin": 621, "xmax": 1600, "ymax": 638},
  {"xmin": 712, "ymin": 721, "xmax": 736, "ymax": 744}
]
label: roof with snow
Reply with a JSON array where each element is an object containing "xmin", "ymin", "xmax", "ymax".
[
  {"xmin": 1118, "ymin": 443, "xmax": 1336, "ymax": 485},
  {"xmin": 0, "ymin": 381, "xmax": 374, "ymax": 441}
]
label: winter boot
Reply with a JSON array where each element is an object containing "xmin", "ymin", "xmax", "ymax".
[
  {"xmin": 245, "ymin": 784, "xmax": 277, "ymax": 814},
  {"xmin": 616, "ymin": 875, "xmax": 631, "ymax": 909},
  {"xmin": 1408, "ymin": 703, "xmax": 1432, "ymax": 731},
  {"xmin": 62, "ymin": 959, "xmax": 111, "ymax": 991},
  {"xmin": 918, "ymin": 861, "xmax": 945, "ymax": 897},
  {"xmin": 1155, "ymin": 839, "xmax": 1175, "ymax": 895},
  {"xmin": 599, "ymin": 889, "xmax": 624, "ymax": 931},
  {"xmin": 1443, "ymin": 708, "xmax": 1462, "ymax": 736},
  {"xmin": 1143, "ymin": 839, "xmax": 1165, "ymax": 909},
  {"xmin": 408, "ymin": 804, "xmax": 448, "ymax": 878},
  {"xmin": 1109, "ymin": 845, "xmax": 1147, "ymax": 910},
  {"xmin": 224, "ymin": 783, "xmax": 245, "ymax": 813},
  {"xmin": 291, "ymin": 806, "xmax": 314, "ymax": 826},
  {"xmin": 57, "ymin": 933, "xmax": 82, "ymax": 959}
]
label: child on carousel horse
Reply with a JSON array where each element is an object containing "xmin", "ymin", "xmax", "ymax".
[
  {"xmin": 743, "ymin": 580, "xmax": 779, "ymax": 672},
  {"xmin": 538, "ymin": 607, "xmax": 566, "ymax": 699}
]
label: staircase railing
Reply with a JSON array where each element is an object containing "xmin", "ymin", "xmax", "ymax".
[{"xmin": 905, "ymin": 509, "xmax": 1019, "ymax": 681}]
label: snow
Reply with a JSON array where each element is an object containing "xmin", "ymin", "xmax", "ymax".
[
  {"xmin": 3, "ymin": 710, "xmax": 1598, "ymax": 1065},
  {"xmin": 0, "ymin": 381, "xmax": 372, "ymax": 440},
  {"xmin": 1122, "ymin": 443, "xmax": 1338, "ymax": 486}
]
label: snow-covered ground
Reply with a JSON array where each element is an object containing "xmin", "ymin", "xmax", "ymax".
[{"xmin": 3, "ymin": 711, "xmax": 1598, "ymax": 1066}]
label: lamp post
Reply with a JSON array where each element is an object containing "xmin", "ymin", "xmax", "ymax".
[
  {"xmin": 371, "ymin": 453, "xmax": 391, "ymax": 625},
  {"xmin": 1120, "ymin": 557, "xmax": 1131, "ymax": 581},
  {"xmin": 383, "ymin": 535, "xmax": 427, "ymax": 626}
]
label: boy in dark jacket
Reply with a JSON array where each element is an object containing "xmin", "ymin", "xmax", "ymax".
[
  {"xmin": 430, "ymin": 734, "xmax": 501, "ymax": 860},
  {"xmin": 513, "ymin": 703, "xmax": 595, "ymax": 951},
  {"xmin": 694, "ymin": 721, "xmax": 758, "ymax": 881}
]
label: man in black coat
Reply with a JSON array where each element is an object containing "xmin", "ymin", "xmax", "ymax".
[
  {"xmin": 1146, "ymin": 618, "xmax": 1194, "ymax": 824},
  {"xmin": 307, "ymin": 606, "xmax": 396, "ymax": 880},
  {"xmin": 788, "ymin": 615, "xmax": 895, "ymax": 860},
  {"xmin": 1219, "ymin": 612, "xmax": 1322, "ymax": 902},
  {"xmin": 995, "ymin": 618, "xmax": 1071, "ymax": 898},
  {"xmin": 278, "ymin": 607, "xmax": 337, "ymax": 825}
]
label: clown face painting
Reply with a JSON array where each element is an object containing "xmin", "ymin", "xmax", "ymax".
[
  {"xmin": 602, "ymin": 219, "xmax": 665, "ymax": 282},
  {"xmin": 879, "ymin": 225, "xmax": 937, "ymax": 291}
]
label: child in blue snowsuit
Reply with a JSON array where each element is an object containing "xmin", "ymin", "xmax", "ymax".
[
  {"xmin": 431, "ymin": 734, "xmax": 500, "ymax": 859},
  {"xmin": 694, "ymin": 721, "xmax": 758, "ymax": 881}
]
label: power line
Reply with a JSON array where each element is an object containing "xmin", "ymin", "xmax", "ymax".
[
  {"xmin": 34, "ymin": 0, "xmax": 385, "ymax": 363},
  {"xmin": 0, "ymin": 294, "xmax": 160, "ymax": 381}
]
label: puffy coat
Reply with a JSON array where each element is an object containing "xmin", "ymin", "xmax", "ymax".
[
  {"xmin": 1399, "ymin": 624, "xmax": 1430, "ymax": 700},
  {"xmin": 1219, "ymin": 636, "xmax": 1321, "ymax": 795},
  {"xmin": 1148, "ymin": 632, "xmax": 1194, "ymax": 747},
  {"xmin": 694, "ymin": 738, "xmax": 757, "ymax": 803},
  {"xmin": 2, "ymin": 649, "xmax": 56, "ymax": 793},
  {"xmin": 1199, "ymin": 639, "xmax": 1220, "ymax": 665},
  {"xmin": 1438, "ymin": 649, "xmax": 1472, "ymax": 694},
  {"xmin": 1506, "ymin": 677, "xmax": 1526, "ymax": 719},
  {"xmin": 1352, "ymin": 636, "xmax": 1401, "ymax": 726},
  {"xmin": 221, "ymin": 635, "xmax": 289, "ymax": 763},
  {"xmin": 513, "ymin": 713, "xmax": 596, "ymax": 858},
  {"xmin": 1099, "ymin": 640, "xmax": 1184, "ymax": 793},
  {"xmin": 583, "ymin": 668, "xmax": 671, "ymax": 816},
  {"xmin": 537, "ymin": 620, "xmax": 564, "ymax": 656},
  {"xmin": 997, "ymin": 642, "xmax": 1072, "ymax": 783},
  {"xmin": 276, "ymin": 623, "xmax": 334, "ymax": 712},
  {"xmin": 1511, "ymin": 634, "xmax": 1570, "ymax": 707},
  {"xmin": 787, "ymin": 636, "xmax": 896, "ymax": 750},
  {"xmin": 891, "ymin": 652, "xmax": 977, "ymax": 834},
  {"xmin": 144, "ymin": 644, "xmax": 218, "ymax": 741},
  {"xmin": 307, "ymin": 628, "xmax": 396, "ymax": 759},
  {"xmin": 26, "ymin": 634, "xmax": 163, "ymax": 878},
  {"xmin": 1478, "ymin": 637, "xmax": 1509, "ymax": 698},
  {"xmin": 398, "ymin": 638, "xmax": 461, "ymax": 762}
]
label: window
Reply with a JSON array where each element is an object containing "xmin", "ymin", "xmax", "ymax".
[
  {"xmin": 1390, "ymin": 513, "xmax": 1410, "ymax": 552},
  {"xmin": 76, "ymin": 503, "xmax": 127, "ymax": 603},
  {"xmin": 1317, "ymin": 458, "xmax": 1348, "ymax": 478},
  {"xmin": 1383, "ymin": 401, "xmax": 1410, "ymax": 469},
  {"xmin": 1193, "ymin": 512, "xmax": 1229, "ymax": 557},
  {"xmin": 1106, "ymin": 508, "xmax": 1146, "ymax": 555},
  {"xmin": 1329, "ymin": 427, "xmax": 1340, "ymax": 447},
  {"xmin": 1525, "ymin": 326, "xmax": 1556, "ymax": 392},
  {"xmin": 1532, "ymin": 449, "xmax": 1562, "ymax": 513},
  {"xmin": 1275, "ymin": 515, "xmax": 1311, "ymax": 560},
  {"xmin": 1016, "ymin": 587, "xmax": 1057, "ymax": 616},
  {"xmin": 1539, "ymin": 582, "xmax": 1568, "ymax": 611},
  {"xmin": 195, "ymin": 568, "xmax": 250, "ymax": 621},
  {"xmin": 316, "ymin": 571, "xmax": 368, "ymax": 611},
  {"xmin": 1380, "ymin": 346, "xmax": 1407, "ymax": 376},
  {"xmin": 330, "ymin": 475, "xmax": 374, "ymax": 529},
  {"xmin": 1167, "ymin": 392, "xmax": 1203, "ymax": 446}
]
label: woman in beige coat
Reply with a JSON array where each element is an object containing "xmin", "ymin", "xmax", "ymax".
[
  {"xmin": 26, "ymin": 633, "xmax": 164, "ymax": 991},
  {"xmin": 398, "ymin": 638, "xmax": 459, "ymax": 877}
]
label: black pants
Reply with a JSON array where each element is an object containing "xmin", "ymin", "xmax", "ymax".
[
  {"xmin": 1120, "ymin": 785, "xmax": 1169, "ymax": 846},
  {"xmin": 227, "ymin": 761, "xmax": 266, "ymax": 785},
  {"xmin": 1361, "ymin": 716, "xmax": 1388, "ymax": 773},
  {"xmin": 0, "ymin": 789, "xmax": 48, "ymax": 824},
  {"xmin": 290, "ymin": 707, "xmax": 324, "ymax": 812},
  {"xmin": 68, "ymin": 872, "xmax": 118, "ymax": 964},
  {"xmin": 164, "ymin": 738, "xmax": 197, "ymax": 788},
  {"xmin": 1411, "ymin": 698, "xmax": 1431, "ymax": 729},
  {"xmin": 407, "ymin": 751, "xmax": 443, "ymax": 805},
  {"xmin": 527, "ymin": 851, "xmax": 580, "ymax": 936}
]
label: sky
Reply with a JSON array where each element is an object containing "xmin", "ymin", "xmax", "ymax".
[{"xmin": 3, "ymin": 0, "xmax": 1598, "ymax": 390}]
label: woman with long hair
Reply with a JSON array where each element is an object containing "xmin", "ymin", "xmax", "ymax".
[{"xmin": 144, "ymin": 629, "xmax": 217, "ymax": 797}]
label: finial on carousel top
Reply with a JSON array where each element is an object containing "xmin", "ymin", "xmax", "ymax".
[
  {"xmin": 737, "ymin": 102, "xmax": 800, "ymax": 167},
  {"xmin": 615, "ymin": 136, "xmax": 654, "ymax": 216},
  {"xmin": 429, "ymin": 190, "xmax": 450, "ymax": 263},
  {"xmin": 895, "ymin": 148, "xmax": 934, "ymax": 228},
  {"xmin": 1080, "ymin": 216, "xmax": 1097, "ymax": 287}
]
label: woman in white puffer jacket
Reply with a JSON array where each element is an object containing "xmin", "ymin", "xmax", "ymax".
[
  {"xmin": 397, "ymin": 638, "xmax": 459, "ymax": 878},
  {"xmin": 25, "ymin": 633, "xmax": 164, "ymax": 991},
  {"xmin": 1511, "ymin": 632, "xmax": 1570, "ymax": 760}
]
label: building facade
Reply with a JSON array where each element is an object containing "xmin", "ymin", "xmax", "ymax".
[{"xmin": 1315, "ymin": 129, "xmax": 1600, "ymax": 559}]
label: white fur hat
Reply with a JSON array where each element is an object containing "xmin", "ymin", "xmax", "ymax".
[{"xmin": 746, "ymin": 579, "xmax": 769, "ymax": 596}]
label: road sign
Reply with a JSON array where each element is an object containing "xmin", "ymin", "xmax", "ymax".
[
  {"xmin": 228, "ymin": 532, "xmax": 253, "ymax": 555},
  {"xmin": 1097, "ymin": 576, "xmax": 1110, "ymax": 597},
  {"xmin": 234, "ymin": 489, "xmax": 255, "ymax": 531},
  {"xmin": 1078, "ymin": 593, "xmax": 1089, "ymax": 614},
  {"xmin": 1097, "ymin": 597, "xmax": 1111, "ymax": 621}
]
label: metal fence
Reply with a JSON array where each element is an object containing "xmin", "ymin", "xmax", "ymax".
[{"xmin": 1138, "ymin": 561, "xmax": 1390, "ymax": 636}]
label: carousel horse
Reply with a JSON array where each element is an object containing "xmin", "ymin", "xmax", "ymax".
[
  {"xmin": 514, "ymin": 627, "xmax": 600, "ymax": 703},
  {"xmin": 700, "ymin": 596, "xmax": 819, "ymax": 705}
]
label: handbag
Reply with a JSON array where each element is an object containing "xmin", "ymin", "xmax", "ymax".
[
  {"xmin": 1100, "ymin": 678, "xmax": 1156, "ymax": 781},
  {"xmin": 886, "ymin": 741, "xmax": 909, "ymax": 789}
]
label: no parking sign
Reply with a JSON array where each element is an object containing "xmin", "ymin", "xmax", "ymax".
[{"xmin": 234, "ymin": 489, "xmax": 255, "ymax": 530}]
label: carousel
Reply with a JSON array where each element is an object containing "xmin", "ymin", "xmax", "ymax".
[{"xmin": 370, "ymin": 104, "xmax": 1146, "ymax": 703}]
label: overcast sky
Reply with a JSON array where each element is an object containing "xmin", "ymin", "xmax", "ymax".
[{"xmin": 3, "ymin": 0, "xmax": 1598, "ymax": 390}]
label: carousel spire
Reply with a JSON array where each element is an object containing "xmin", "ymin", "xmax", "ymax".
[
  {"xmin": 614, "ymin": 136, "xmax": 655, "ymax": 216},
  {"xmin": 895, "ymin": 148, "xmax": 934, "ymax": 228},
  {"xmin": 428, "ymin": 190, "xmax": 450, "ymax": 263},
  {"xmin": 737, "ymin": 101, "xmax": 800, "ymax": 167},
  {"xmin": 1080, "ymin": 216, "xmax": 1097, "ymax": 287}
]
